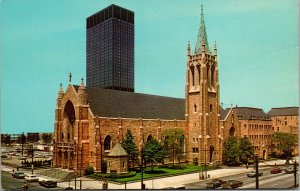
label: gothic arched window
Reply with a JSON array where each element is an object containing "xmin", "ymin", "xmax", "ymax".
[
  {"xmin": 211, "ymin": 65, "xmax": 215, "ymax": 88},
  {"xmin": 104, "ymin": 135, "xmax": 111, "ymax": 150},
  {"xmin": 229, "ymin": 127, "xmax": 235, "ymax": 137},
  {"xmin": 190, "ymin": 65, "xmax": 195, "ymax": 86},
  {"xmin": 196, "ymin": 64, "xmax": 201, "ymax": 84}
]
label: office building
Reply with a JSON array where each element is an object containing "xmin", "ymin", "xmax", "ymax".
[{"xmin": 86, "ymin": 4, "xmax": 134, "ymax": 92}]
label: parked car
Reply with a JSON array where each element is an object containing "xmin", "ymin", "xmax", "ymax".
[
  {"xmin": 18, "ymin": 156, "xmax": 27, "ymax": 160},
  {"xmin": 25, "ymin": 175, "xmax": 39, "ymax": 182},
  {"xmin": 206, "ymin": 178, "xmax": 226, "ymax": 188},
  {"xmin": 221, "ymin": 180, "xmax": 243, "ymax": 189},
  {"xmin": 285, "ymin": 167, "xmax": 295, "ymax": 174},
  {"xmin": 12, "ymin": 172, "xmax": 26, "ymax": 179},
  {"xmin": 270, "ymin": 167, "xmax": 282, "ymax": 174},
  {"xmin": 247, "ymin": 170, "xmax": 263, "ymax": 177},
  {"xmin": 39, "ymin": 180, "xmax": 57, "ymax": 188},
  {"xmin": 1, "ymin": 155, "xmax": 8, "ymax": 158}
]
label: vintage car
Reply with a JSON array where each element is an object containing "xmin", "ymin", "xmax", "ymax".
[
  {"xmin": 12, "ymin": 171, "xmax": 26, "ymax": 179},
  {"xmin": 39, "ymin": 180, "xmax": 57, "ymax": 188},
  {"xmin": 221, "ymin": 180, "xmax": 243, "ymax": 189},
  {"xmin": 206, "ymin": 178, "xmax": 226, "ymax": 188},
  {"xmin": 285, "ymin": 167, "xmax": 295, "ymax": 174},
  {"xmin": 247, "ymin": 170, "xmax": 263, "ymax": 177},
  {"xmin": 270, "ymin": 167, "xmax": 282, "ymax": 174},
  {"xmin": 25, "ymin": 175, "xmax": 39, "ymax": 182}
]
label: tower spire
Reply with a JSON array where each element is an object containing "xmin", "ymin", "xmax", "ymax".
[{"xmin": 195, "ymin": 5, "xmax": 209, "ymax": 54}]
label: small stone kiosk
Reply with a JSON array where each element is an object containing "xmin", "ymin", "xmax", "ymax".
[{"xmin": 106, "ymin": 143, "xmax": 129, "ymax": 174}]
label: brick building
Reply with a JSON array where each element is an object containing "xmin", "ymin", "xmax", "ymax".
[
  {"xmin": 268, "ymin": 107, "xmax": 299, "ymax": 156},
  {"xmin": 52, "ymin": 4, "xmax": 298, "ymax": 174},
  {"xmin": 53, "ymin": 5, "xmax": 222, "ymax": 173},
  {"xmin": 185, "ymin": 5, "xmax": 221, "ymax": 164},
  {"xmin": 221, "ymin": 106, "xmax": 299, "ymax": 159}
]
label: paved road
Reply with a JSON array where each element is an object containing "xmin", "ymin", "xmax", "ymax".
[
  {"xmin": 1, "ymin": 171, "xmax": 60, "ymax": 190},
  {"xmin": 185, "ymin": 167, "xmax": 299, "ymax": 189}
]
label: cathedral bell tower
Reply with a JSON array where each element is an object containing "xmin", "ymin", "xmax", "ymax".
[{"xmin": 185, "ymin": 5, "xmax": 221, "ymax": 164}]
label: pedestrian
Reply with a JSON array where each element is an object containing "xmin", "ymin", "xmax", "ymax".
[{"xmin": 246, "ymin": 163, "xmax": 249, "ymax": 169}]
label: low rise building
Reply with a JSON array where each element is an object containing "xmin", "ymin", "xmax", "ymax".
[{"xmin": 268, "ymin": 107, "xmax": 299, "ymax": 156}]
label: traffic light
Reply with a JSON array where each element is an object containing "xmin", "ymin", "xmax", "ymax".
[{"xmin": 102, "ymin": 181, "xmax": 108, "ymax": 190}]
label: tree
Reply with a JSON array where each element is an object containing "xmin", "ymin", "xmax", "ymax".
[
  {"xmin": 42, "ymin": 133, "xmax": 52, "ymax": 144},
  {"xmin": 222, "ymin": 136, "xmax": 241, "ymax": 164},
  {"xmin": 122, "ymin": 130, "xmax": 139, "ymax": 169},
  {"xmin": 18, "ymin": 133, "xmax": 27, "ymax": 144},
  {"xmin": 143, "ymin": 138, "xmax": 165, "ymax": 171},
  {"xmin": 27, "ymin": 133, "xmax": 40, "ymax": 143},
  {"xmin": 1, "ymin": 134, "xmax": 11, "ymax": 145},
  {"xmin": 239, "ymin": 136, "xmax": 254, "ymax": 163},
  {"xmin": 272, "ymin": 132, "xmax": 298, "ymax": 158},
  {"xmin": 162, "ymin": 128, "xmax": 185, "ymax": 167}
]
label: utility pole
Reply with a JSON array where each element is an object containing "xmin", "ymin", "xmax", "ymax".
[
  {"xmin": 141, "ymin": 144, "xmax": 144, "ymax": 189},
  {"xmin": 294, "ymin": 160, "xmax": 297, "ymax": 188},
  {"xmin": 30, "ymin": 144, "xmax": 34, "ymax": 174},
  {"xmin": 255, "ymin": 155, "xmax": 259, "ymax": 189},
  {"xmin": 140, "ymin": 135, "xmax": 145, "ymax": 190},
  {"xmin": 80, "ymin": 144, "xmax": 82, "ymax": 190},
  {"xmin": 204, "ymin": 145, "xmax": 207, "ymax": 179}
]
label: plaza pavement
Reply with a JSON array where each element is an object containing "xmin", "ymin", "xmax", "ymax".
[{"xmin": 1, "ymin": 158, "xmax": 295, "ymax": 189}]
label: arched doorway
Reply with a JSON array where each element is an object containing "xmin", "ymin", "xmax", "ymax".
[
  {"xmin": 146, "ymin": 135, "xmax": 153, "ymax": 142},
  {"xmin": 209, "ymin": 144, "xmax": 214, "ymax": 163},
  {"xmin": 263, "ymin": 150, "xmax": 266, "ymax": 159},
  {"xmin": 229, "ymin": 127, "xmax": 235, "ymax": 137},
  {"xmin": 63, "ymin": 100, "xmax": 75, "ymax": 142}
]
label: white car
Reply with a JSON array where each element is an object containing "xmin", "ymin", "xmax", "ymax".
[{"xmin": 25, "ymin": 175, "xmax": 39, "ymax": 182}]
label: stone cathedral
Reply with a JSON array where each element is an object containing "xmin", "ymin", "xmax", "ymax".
[{"xmin": 53, "ymin": 6, "xmax": 223, "ymax": 174}]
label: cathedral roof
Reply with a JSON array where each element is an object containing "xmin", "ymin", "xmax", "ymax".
[
  {"xmin": 232, "ymin": 107, "xmax": 269, "ymax": 120},
  {"xmin": 267, "ymin": 107, "xmax": 299, "ymax": 117},
  {"xmin": 108, "ymin": 143, "xmax": 128, "ymax": 157},
  {"xmin": 84, "ymin": 87, "xmax": 185, "ymax": 120},
  {"xmin": 220, "ymin": 108, "xmax": 231, "ymax": 120}
]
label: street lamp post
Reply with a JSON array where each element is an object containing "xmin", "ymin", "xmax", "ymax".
[
  {"xmin": 197, "ymin": 136, "xmax": 202, "ymax": 180},
  {"xmin": 204, "ymin": 144, "xmax": 207, "ymax": 179},
  {"xmin": 255, "ymin": 155, "xmax": 259, "ymax": 189},
  {"xmin": 140, "ymin": 137, "xmax": 145, "ymax": 190}
]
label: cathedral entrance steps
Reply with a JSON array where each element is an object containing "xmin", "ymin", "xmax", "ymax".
[{"xmin": 37, "ymin": 168, "xmax": 78, "ymax": 181}]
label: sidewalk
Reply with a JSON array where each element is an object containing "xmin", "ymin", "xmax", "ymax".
[
  {"xmin": 1, "ymin": 158, "xmax": 295, "ymax": 190},
  {"xmin": 58, "ymin": 159, "xmax": 291, "ymax": 190}
]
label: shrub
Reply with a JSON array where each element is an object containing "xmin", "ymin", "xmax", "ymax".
[{"xmin": 85, "ymin": 166, "xmax": 94, "ymax": 175}]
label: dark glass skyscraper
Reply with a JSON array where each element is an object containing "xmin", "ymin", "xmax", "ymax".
[{"xmin": 86, "ymin": 4, "xmax": 134, "ymax": 92}]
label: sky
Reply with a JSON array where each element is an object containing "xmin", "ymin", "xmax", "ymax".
[{"xmin": 1, "ymin": 0, "xmax": 298, "ymax": 134}]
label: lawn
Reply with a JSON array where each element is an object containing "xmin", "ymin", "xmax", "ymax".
[{"xmin": 89, "ymin": 164, "xmax": 215, "ymax": 183}]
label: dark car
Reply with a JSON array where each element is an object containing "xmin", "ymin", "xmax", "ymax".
[
  {"xmin": 206, "ymin": 178, "xmax": 226, "ymax": 188},
  {"xmin": 285, "ymin": 167, "xmax": 295, "ymax": 174},
  {"xmin": 270, "ymin": 167, "xmax": 282, "ymax": 174},
  {"xmin": 12, "ymin": 172, "xmax": 26, "ymax": 179},
  {"xmin": 221, "ymin": 180, "xmax": 243, "ymax": 189},
  {"xmin": 39, "ymin": 180, "xmax": 57, "ymax": 188}
]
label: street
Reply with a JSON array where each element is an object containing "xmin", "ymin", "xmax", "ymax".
[
  {"xmin": 1, "ymin": 171, "xmax": 60, "ymax": 190},
  {"xmin": 185, "ymin": 167, "xmax": 298, "ymax": 189}
]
